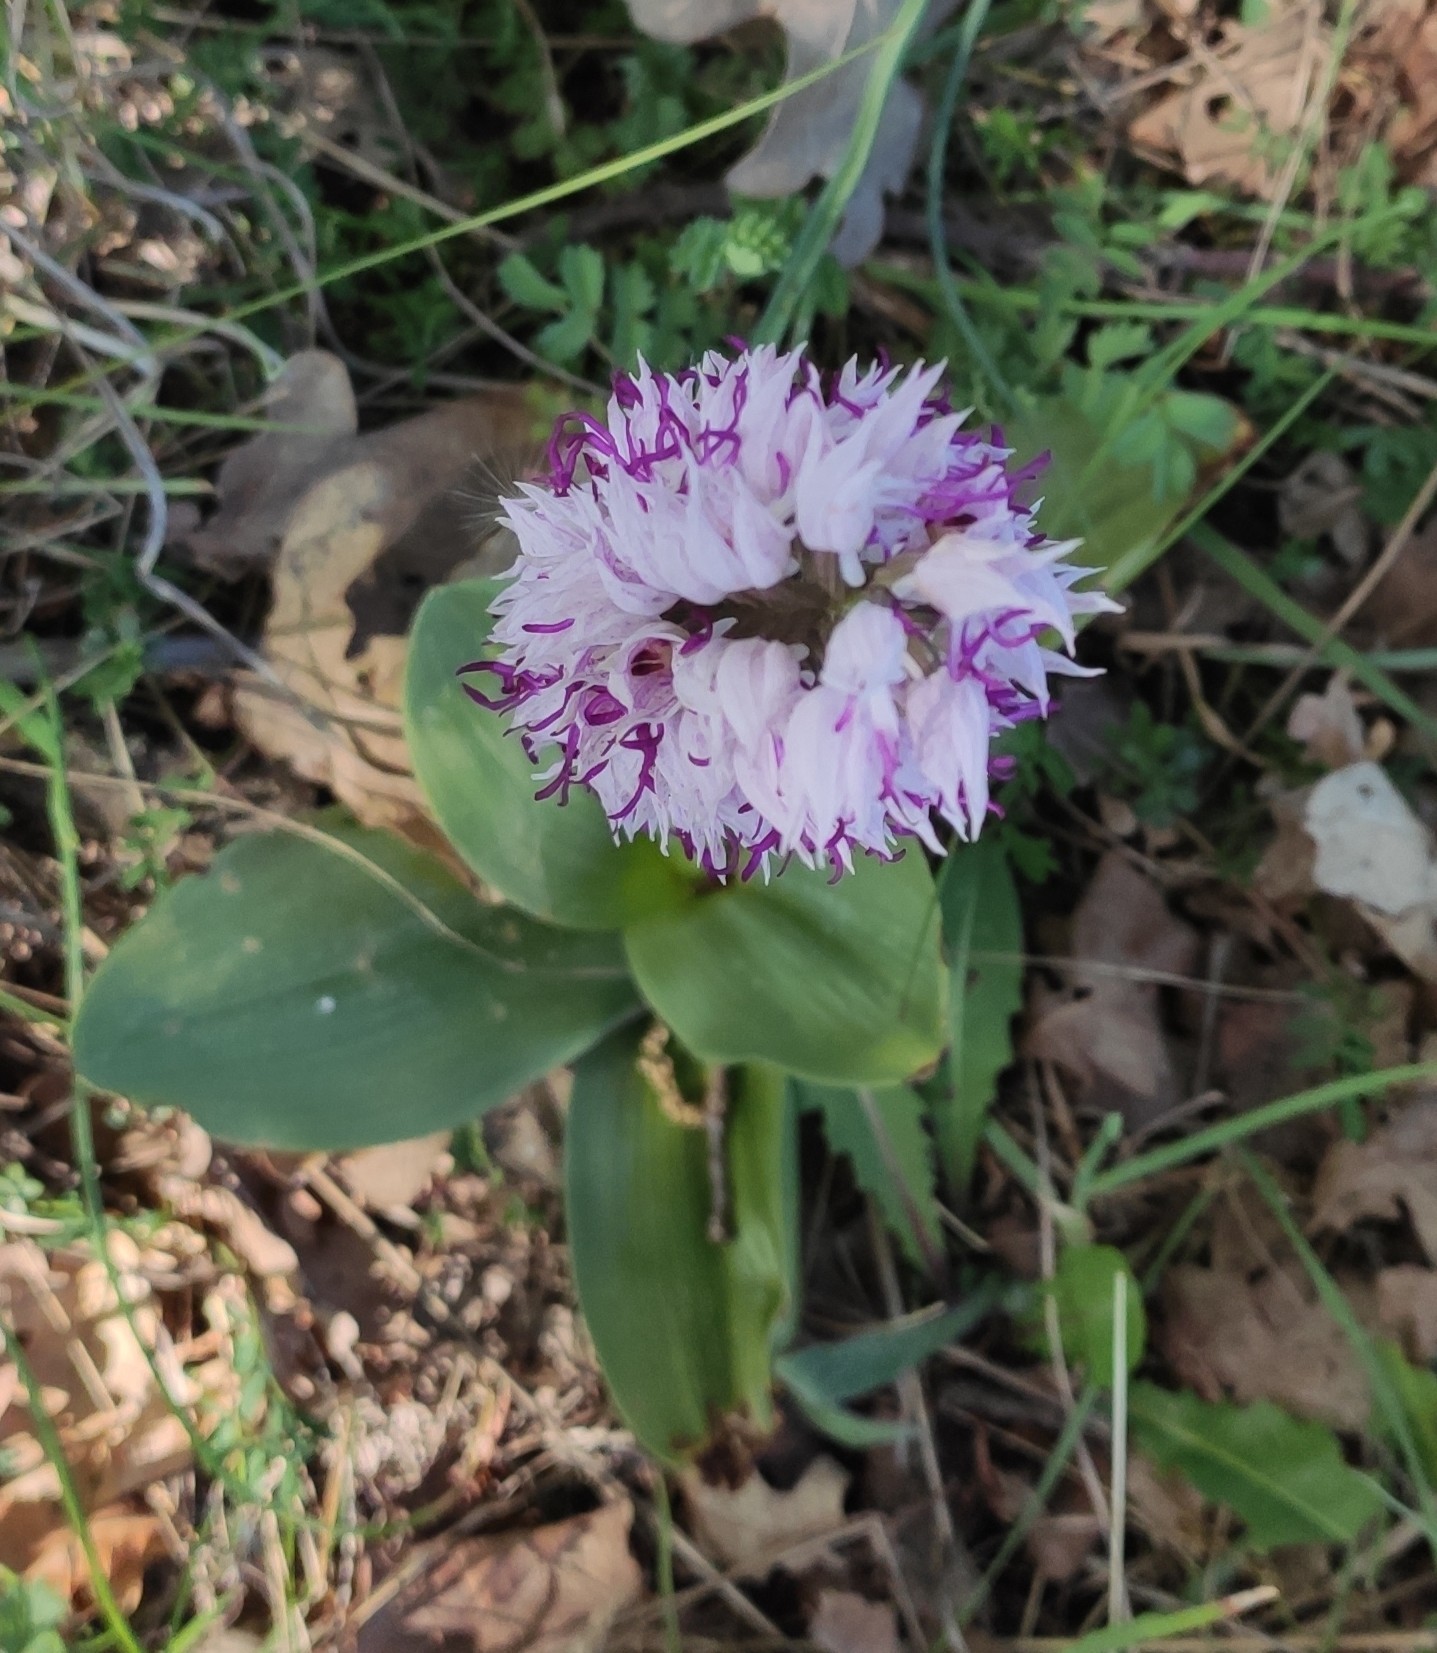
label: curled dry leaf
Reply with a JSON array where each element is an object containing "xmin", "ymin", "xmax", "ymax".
[
  {"xmin": 1126, "ymin": 2, "xmax": 1329, "ymax": 198},
  {"xmin": 625, "ymin": 0, "xmax": 954, "ymax": 263},
  {"xmin": 25, "ymin": 1503, "xmax": 169, "ymax": 1615},
  {"xmin": 1377, "ymin": 1264, "xmax": 1437, "ymax": 1362},
  {"xmin": 809, "ymin": 1588, "xmax": 900, "ymax": 1653},
  {"xmin": 338, "ymin": 1131, "xmax": 451, "ymax": 1212},
  {"xmin": 1287, "ymin": 674, "xmax": 1366, "ymax": 771},
  {"xmin": 1278, "ymin": 452, "xmax": 1369, "ymax": 569},
  {"xmin": 681, "ymin": 1455, "xmax": 849, "ymax": 1576},
  {"xmin": 1311, "ymin": 1098, "xmax": 1437, "ymax": 1264},
  {"xmin": 189, "ymin": 350, "xmax": 527, "ymax": 840},
  {"xmin": 0, "ymin": 1238, "xmax": 225, "ymax": 1579},
  {"xmin": 1160, "ymin": 1177, "xmax": 1370, "ymax": 1430},
  {"xmin": 1304, "ymin": 762, "xmax": 1437, "ymax": 980},
  {"xmin": 1025, "ymin": 852, "xmax": 1199, "ymax": 1126},
  {"xmin": 1349, "ymin": 0, "xmax": 1437, "ymax": 188},
  {"xmin": 355, "ymin": 1501, "xmax": 643, "ymax": 1653}
]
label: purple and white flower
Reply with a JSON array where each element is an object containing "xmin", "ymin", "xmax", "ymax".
[{"xmin": 463, "ymin": 345, "xmax": 1118, "ymax": 878}]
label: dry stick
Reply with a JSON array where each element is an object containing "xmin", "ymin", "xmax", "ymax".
[
  {"xmin": 1241, "ymin": 453, "xmax": 1437, "ymax": 750},
  {"xmin": 867, "ymin": 1199, "xmax": 970, "ymax": 1653}
]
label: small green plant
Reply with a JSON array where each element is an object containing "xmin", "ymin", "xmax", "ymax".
[
  {"xmin": 0, "ymin": 1572, "xmax": 67, "ymax": 1653},
  {"xmin": 1101, "ymin": 701, "xmax": 1210, "ymax": 826}
]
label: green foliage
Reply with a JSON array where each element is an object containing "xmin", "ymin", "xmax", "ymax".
[
  {"xmin": 932, "ymin": 838, "xmax": 1023, "ymax": 1190},
  {"xmin": 623, "ymin": 850, "xmax": 948, "ymax": 1085},
  {"xmin": 1037, "ymin": 1244, "xmax": 1145, "ymax": 1388},
  {"xmin": 1130, "ymin": 1385, "xmax": 1384, "ymax": 1549},
  {"xmin": 1342, "ymin": 419, "xmax": 1437, "ymax": 529},
  {"xmin": 565, "ymin": 1034, "xmax": 795, "ymax": 1462},
  {"xmin": 777, "ymin": 1295, "xmax": 997, "ymax": 1445},
  {"xmin": 0, "ymin": 1572, "xmax": 67, "ymax": 1653},
  {"xmin": 798, "ymin": 1083, "xmax": 940, "ymax": 1267},
  {"xmin": 405, "ymin": 579, "xmax": 695, "ymax": 929},
  {"xmin": 72, "ymin": 829, "xmax": 638, "ymax": 1150},
  {"xmin": 670, "ymin": 200, "xmax": 804, "ymax": 290},
  {"xmin": 1099, "ymin": 701, "xmax": 1210, "ymax": 826},
  {"xmin": 1006, "ymin": 367, "xmax": 1240, "ymax": 590}
]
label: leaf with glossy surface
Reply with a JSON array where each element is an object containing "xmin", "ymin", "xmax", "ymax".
[
  {"xmin": 1130, "ymin": 1384, "xmax": 1384, "ymax": 1549},
  {"xmin": 566, "ymin": 1034, "xmax": 796, "ymax": 1462},
  {"xmin": 73, "ymin": 830, "xmax": 637, "ymax": 1150},
  {"xmin": 934, "ymin": 838, "xmax": 1023, "ymax": 1191},
  {"xmin": 405, "ymin": 579, "xmax": 694, "ymax": 929},
  {"xmin": 624, "ymin": 852, "xmax": 947, "ymax": 1085}
]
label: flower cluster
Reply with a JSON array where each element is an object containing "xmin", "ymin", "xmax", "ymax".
[{"xmin": 465, "ymin": 346, "xmax": 1117, "ymax": 878}]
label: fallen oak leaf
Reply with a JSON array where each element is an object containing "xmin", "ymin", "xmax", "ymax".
[
  {"xmin": 227, "ymin": 364, "xmax": 528, "ymax": 840},
  {"xmin": 1311, "ymin": 1099, "xmax": 1437, "ymax": 1264},
  {"xmin": 680, "ymin": 1455, "xmax": 849, "ymax": 1577},
  {"xmin": 24, "ymin": 1502, "xmax": 168, "ymax": 1617},
  {"xmin": 1126, "ymin": 3, "xmax": 1330, "ymax": 199},
  {"xmin": 355, "ymin": 1501, "xmax": 643, "ymax": 1653},
  {"xmin": 1024, "ymin": 852, "xmax": 1199, "ymax": 1126}
]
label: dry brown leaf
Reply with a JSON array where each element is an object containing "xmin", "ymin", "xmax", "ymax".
[
  {"xmin": 0, "ymin": 1238, "xmax": 200, "ymax": 1570},
  {"xmin": 1376, "ymin": 1263, "xmax": 1437, "ymax": 1361},
  {"xmin": 1160, "ymin": 1179, "xmax": 1370, "ymax": 1429},
  {"xmin": 25, "ymin": 1503, "xmax": 168, "ymax": 1614},
  {"xmin": 1127, "ymin": 4, "xmax": 1329, "ymax": 198},
  {"xmin": 809, "ymin": 1588, "xmax": 900, "ymax": 1653},
  {"xmin": 1278, "ymin": 452, "xmax": 1370, "ymax": 568},
  {"xmin": 1025, "ymin": 853, "xmax": 1199, "ymax": 1125},
  {"xmin": 1311, "ymin": 1099, "xmax": 1437, "ymax": 1262},
  {"xmin": 184, "ymin": 350, "xmax": 358, "ymax": 575},
  {"xmin": 192, "ymin": 351, "xmax": 526, "ymax": 837},
  {"xmin": 681, "ymin": 1455, "xmax": 849, "ymax": 1576},
  {"xmin": 1125, "ymin": 1452, "xmax": 1207, "ymax": 1563},
  {"xmin": 1303, "ymin": 762, "xmax": 1437, "ymax": 979},
  {"xmin": 625, "ymin": 0, "xmax": 954, "ymax": 263},
  {"xmin": 1287, "ymin": 674, "xmax": 1366, "ymax": 770},
  {"xmin": 1350, "ymin": 0, "xmax": 1437, "ymax": 187},
  {"xmin": 1367, "ymin": 517, "xmax": 1437, "ymax": 647},
  {"xmin": 356, "ymin": 1502, "xmax": 643, "ymax": 1653},
  {"xmin": 338, "ymin": 1132, "xmax": 450, "ymax": 1211}
]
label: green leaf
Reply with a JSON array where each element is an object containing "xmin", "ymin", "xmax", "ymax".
[
  {"xmin": 1086, "ymin": 322, "xmax": 1153, "ymax": 370},
  {"xmin": 496, "ymin": 251, "xmax": 567, "ymax": 313},
  {"xmin": 779, "ymin": 1293, "xmax": 998, "ymax": 1407},
  {"xmin": 404, "ymin": 579, "xmax": 695, "ymax": 929},
  {"xmin": 72, "ymin": 829, "xmax": 637, "ymax": 1151},
  {"xmin": 623, "ymin": 851, "xmax": 947, "ymax": 1085},
  {"xmin": 558, "ymin": 243, "xmax": 605, "ymax": 313},
  {"xmin": 934, "ymin": 838, "xmax": 1023, "ymax": 1190},
  {"xmin": 777, "ymin": 1297, "xmax": 994, "ymax": 1448},
  {"xmin": 798, "ymin": 1082, "xmax": 939, "ymax": 1266},
  {"xmin": 1041, "ymin": 1244, "xmax": 1145, "ymax": 1388},
  {"xmin": 1375, "ymin": 1340, "xmax": 1437, "ymax": 1484},
  {"xmin": 1130, "ymin": 1384, "xmax": 1385, "ymax": 1549},
  {"xmin": 1007, "ymin": 393, "xmax": 1180, "ymax": 583},
  {"xmin": 565, "ymin": 1032, "xmax": 796, "ymax": 1462}
]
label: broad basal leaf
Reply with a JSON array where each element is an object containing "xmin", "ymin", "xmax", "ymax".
[
  {"xmin": 1130, "ymin": 1383, "xmax": 1384, "ymax": 1549},
  {"xmin": 566, "ymin": 1032, "xmax": 796, "ymax": 1462},
  {"xmin": 73, "ymin": 829, "xmax": 637, "ymax": 1150},
  {"xmin": 934, "ymin": 837, "xmax": 1023, "ymax": 1190},
  {"xmin": 405, "ymin": 579, "xmax": 694, "ymax": 930},
  {"xmin": 623, "ymin": 850, "xmax": 947, "ymax": 1085}
]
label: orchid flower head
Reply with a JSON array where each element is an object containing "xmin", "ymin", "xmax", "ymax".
[{"xmin": 464, "ymin": 345, "xmax": 1119, "ymax": 879}]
